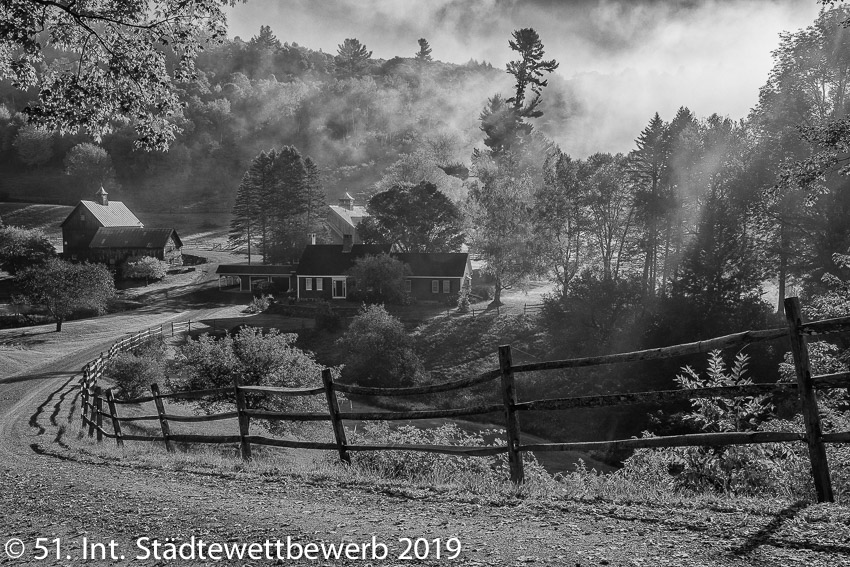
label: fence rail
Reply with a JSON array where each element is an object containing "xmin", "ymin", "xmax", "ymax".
[{"xmin": 79, "ymin": 297, "xmax": 849, "ymax": 502}]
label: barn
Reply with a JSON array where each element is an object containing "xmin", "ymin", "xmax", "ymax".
[
  {"xmin": 87, "ymin": 227, "xmax": 183, "ymax": 267},
  {"xmin": 60, "ymin": 187, "xmax": 182, "ymax": 267}
]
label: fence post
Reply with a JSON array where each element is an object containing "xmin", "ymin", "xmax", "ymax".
[
  {"xmin": 150, "ymin": 383, "xmax": 174, "ymax": 454},
  {"xmin": 233, "ymin": 376, "xmax": 252, "ymax": 460},
  {"xmin": 322, "ymin": 368, "xmax": 351, "ymax": 464},
  {"xmin": 188, "ymin": 320, "xmax": 191, "ymax": 333},
  {"xmin": 498, "ymin": 345, "xmax": 524, "ymax": 484},
  {"xmin": 80, "ymin": 370, "xmax": 90, "ymax": 428},
  {"xmin": 105, "ymin": 389, "xmax": 123, "ymax": 448},
  {"xmin": 784, "ymin": 297, "xmax": 834, "ymax": 503},
  {"xmin": 171, "ymin": 321, "xmax": 175, "ymax": 337},
  {"xmin": 94, "ymin": 386, "xmax": 104, "ymax": 442},
  {"xmin": 87, "ymin": 385, "xmax": 99, "ymax": 437}
]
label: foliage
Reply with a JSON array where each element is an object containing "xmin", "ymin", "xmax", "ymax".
[
  {"xmin": 0, "ymin": 225, "xmax": 55, "ymax": 275},
  {"xmin": 357, "ymin": 181, "xmax": 465, "ymax": 252},
  {"xmin": 105, "ymin": 338, "xmax": 167, "ymax": 398},
  {"xmin": 314, "ymin": 300, "xmax": 342, "ymax": 332},
  {"xmin": 466, "ymin": 152, "xmax": 541, "ymax": 305},
  {"xmin": 0, "ymin": 0, "xmax": 233, "ymax": 150},
  {"xmin": 347, "ymin": 422, "xmax": 548, "ymax": 485},
  {"xmin": 122, "ymin": 256, "xmax": 168, "ymax": 282},
  {"xmin": 64, "ymin": 143, "xmax": 118, "ymax": 194},
  {"xmin": 457, "ymin": 283, "xmax": 471, "ymax": 313},
  {"xmin": 336, "ymin": 38, "xmax": 372, "ymax": 77},
  {"xmin": 246, "ymin": 295, "xmax": 270, "ymax": 314},
  {"xmin": 415, "ymin": 38, "xmax": 432, "ymax": 62},
  {"xmin": 12, "ymin": 124, "xmax": 53, "ymax": 167},
  {"xmin": 336, "ymin": 304, "xmax": 423, "ymax": 387},
  {"xmin": 230, "ymin": 146, "xmax": 325, "ymax": 264},
  {"xmin": 171, "ymin": 328, "xmax": 329, "ymax": 431},
  {"xmin": 15, "ymin": 258, "xmax": 115, "ymax": 331},
  {"xmin": 675, "ymin": 351, "xmax": 773, "ymax": 433},
  {"xmin": 480, "ymin": 28, "xmax": 558, "ymax": 155},
  {"xmin": 541, "ymin": 269, "xmax": 642, "ymax": 350},
  {"xmin": 346, "ymin": 254, "xmax": 411, "ymax": 305}
]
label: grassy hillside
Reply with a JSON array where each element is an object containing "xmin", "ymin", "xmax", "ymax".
[{"xmin": 0, "ymin": 202, "xmax": 72, "ymax": 250}]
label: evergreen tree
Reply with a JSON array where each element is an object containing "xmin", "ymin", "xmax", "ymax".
[
  {"xmin": 270, "ymin": 145, "xmax": 309, "ymax": 263},
  {"xmin": 303, "ymin": 156, "xmax": 326, "ymax": 240},
  {"xmin": 230, "ymin": 150, "xmax": 278, "ymax": 263},
  {"xmin": 336, "ymin": 38, "xmax": 372, "ymax": 77},
  {"xmin": 415, "ymin": 38, "xmax": 433, "ymax": 61},
  {"xmin": 479, "ymin": 28, "xmax": 558, "ymax": 156},
  {"xmin": 629, "ymin": 112, "xmax": 671, "ymax": 298}
]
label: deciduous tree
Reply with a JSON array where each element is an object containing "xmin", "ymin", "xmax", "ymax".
[
  {"xmin": 0, "ymin": 0, "xmax": 235, "ymax": 150},
  {"xmin": 15, "ymin": 258, "xmax": 115, "ymax": 331},
  {"xmin": 0, "ymin": 226, "xmax": 56, "ymax": 275},
  {"xmin": 358, "ymin": 181, "xmax": 465, "ymax": 252}
]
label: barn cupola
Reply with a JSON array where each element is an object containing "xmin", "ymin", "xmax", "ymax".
[
  {"xmin": 339, "ymin": 192, "xmax": 354, "ymax": 211},
  {"xmin": 95, "ymin": 186, "xmax": 109, "ymax": 206}
]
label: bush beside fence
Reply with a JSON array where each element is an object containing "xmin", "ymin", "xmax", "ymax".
[{"xmin": 78, "ymin": 297, "xmax": 850, "ymax": 502}]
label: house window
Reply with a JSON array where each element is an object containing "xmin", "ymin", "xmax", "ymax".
[
  {"xmin": 305, "ymin": 277, "xmax": 312, "ymax": 291},
  {"xmin": 443, "ymin": 280, "xmax": 451, "ymax": 293},
  {"xmin": 431, "ymin": 280, "xmax": 439, "ymax": 293},
  {"xmin": 405, "ymin": 279, "xmax": 412, "ymax": 293},
  {"xmin": 316, "ymin": 278, "xmax": 323, "ymax": 291},
  {"xmin": 80, "ymin": 213, "xmax": 86, "ymax": 222}
]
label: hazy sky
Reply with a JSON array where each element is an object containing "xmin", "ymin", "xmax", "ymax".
[{"xmin": 224, "ymin": 0, "xmax": 823, "ymax": 156}]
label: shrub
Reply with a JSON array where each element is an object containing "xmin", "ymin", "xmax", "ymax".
[
  {"xmin": 457, "ymin": 284, "xmax": 470, "ymax": 312},
  {"xmin": 470, "ymin": 284, "xmax": 491, "ymax": 301},
  {"xmin": 104, "ymin": 338, "xmax": 167, "ymax": 398},
  {"xmin": 246, "ymin": 295, "xmax": 270, "ymax": 313},
  {"xmin": 252, "ymin": 280, "xmax": 277, "ymax": 299},
  {"xmin": 0, "ymin": 226, "xmax": 55, "ymax": 275},
  {"xmin": 123, "ymin": 255, "xmax": 167, "ymax": 282},
  {"xmin": 314, "ymin": 300, "xmax": 341, "ymax": 331},
  {"xmin": 346, "ymin": 254, "xmax": 411, "ymax": 304},
  {"xmin": 336, "ymin": 304, "xmax": 423, "ymax": 387},
  {"xmin": 346, "ymin": 422, "xmax": 549, "ymax": 486},
  {"xmin": 171, "ymin": 328, "xmax": 332, "ymax": 433}
]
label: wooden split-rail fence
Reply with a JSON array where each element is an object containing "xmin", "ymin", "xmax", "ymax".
[{"xmin": 79, "ymin": 298, "xmax": 850, "ymax": 502}]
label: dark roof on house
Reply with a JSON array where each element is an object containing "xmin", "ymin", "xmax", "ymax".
[
  {"xmin": 393, "ymin": 252, "xmax": 470, "ymax": 278},
  {"xmin": 297, "ymin": 244, "xmax": 391, "ymax": 275},
  {"xmin": 216, "ymin": 264, "xmax": 295, "ymax": 276},
  {"xmin": 88, "ymin": 227, "xmax": 182, "ymax": 249},
  {"xmin": 61, "ymin": 200, "xmax": 143, "ymax": 227},
  {"xmin": 296, "ymin": 245, "xmax": 469, "ymax": 278}
]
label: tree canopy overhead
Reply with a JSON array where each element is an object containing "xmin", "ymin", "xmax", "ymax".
[{"xmin": 0, "ymin": 0, "xmax": 237, "ymax": 151}]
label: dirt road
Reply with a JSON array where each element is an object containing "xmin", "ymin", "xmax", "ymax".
[{"xmin": 1, "ymin": 307, "xmax": 850, "ymax": 566}]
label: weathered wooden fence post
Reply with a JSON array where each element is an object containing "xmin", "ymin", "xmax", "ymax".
[
  {"xmin": 171, "ymin": 321, "xmax": 175, "ymax": 337},
  {"xmin": 87, "ymin": 384, "xmax": 99, "ymax": 437},
  {"xmin": 105, "ymin": 389, "xmax": 123, "ymax": 448},
  {"xmin": 784, "ymin": 297, "xmax": 834, "ymax": 503},
  {"xmin": 94, "ymin": 386, "xmax": 103, "ymax": 442},
  {"xmin": 150, "ymin": 383, "xmax": 174, "ymax": 453},
  {"xmin": 80, "ymin": 369, "xmax": 90, "ymax": 428},
  {"xmin": 498, "ymin": 345, "xmax": 524, "ymax": 484},
  {"xmin": 322, "ymin": 368, "xmax": 351, "ymax": 464},
  {"xmin": 232, "ymin": 376, "xmax": 252, "ymax": 460}
]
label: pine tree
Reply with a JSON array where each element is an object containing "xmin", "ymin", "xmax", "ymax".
[
  {"xmin": 415, "ymin": 38, "xmax": 432, "ymax": 61},
  {"xmin": 480, "ymin": 28, "xmax": 558, "ymax": 156},
  {"xmin": 230, "ymin": 150, "xmax": 277, "ymax": 264},
  {"xmin": 336, "ymin": 38, "xmax": 372, "ymax": 77},
  {"xmin": 270, "ymin": 146, "xmax": 309, "ymax": 263},
  {"xmin": 629, "ymin": 112, "xmax": 671, "ymax": 297},
  {"xmin": 304, "ymin": 156, "xmax": 326, "ymax": 240}
]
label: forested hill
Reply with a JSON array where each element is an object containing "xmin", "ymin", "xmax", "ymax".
[{"xmin": 0, "ymin": 27, "xmax": 533, "ymax": 210}]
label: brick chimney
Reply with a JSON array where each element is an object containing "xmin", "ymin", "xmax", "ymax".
[
  {"xmin": 342, "ymin": 234, "xmax": 353, "ymax": 252},
  {"xmin": 95, "ymin": 186, "xmax": 108, "ymax": 206}
]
